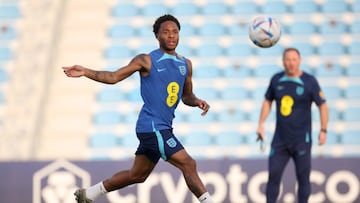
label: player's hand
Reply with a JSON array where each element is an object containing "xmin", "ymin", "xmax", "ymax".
[
  {"xmin": 318, "ymin": 131, "xmax": 326, "ymax": 145},
  {"xmin": 197, "ymin": 99, "xmax": 210, "ymax": 116},
  {"xmin": 256, "ymin": 125, "xmax": 266, "ymax": 141},
  {"xmin": 63, "ymin": 65, "xmax": 86, "ymax": 77}
]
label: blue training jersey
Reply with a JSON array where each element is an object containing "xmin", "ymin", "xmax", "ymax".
[
  {"xmin": 265, "ymin": 71, "xmax": 326, "ymax": 145},
  {"xmin": 136, "ymin": 49, "xmax": 188, "ymax": 133}
]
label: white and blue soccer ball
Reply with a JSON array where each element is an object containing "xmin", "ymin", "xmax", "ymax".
[{"xmin": 249, "ymin": 15, "xmax": 281, "ymax": 48}]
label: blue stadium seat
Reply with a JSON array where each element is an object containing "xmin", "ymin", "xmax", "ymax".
[
  {"xmin": 127, "ymin": 88, "xmax": 142, "ymax": 102},
  {"xmin": 186, "ymin": 108, "xmax": 217, "ymax": 123},
  {"xmin": 220, "ymin": 86, "xmax": 248, "ymax": 101},
  {"xmin": 112, "ymin": 3, "xmax": 138, "ymax": 17},
  {"xmin": 320, "ymin": 0, "xmax": 348, "ymax": 13},
  {"xmin": 319, "ymin": 20, "xmax": 347, "ymax": 34},
  {"xmin": 136, "ymin": 44, "xmax": 156, "ymax": 54},
  {"xmin": 317, "ymin": 42, "xmax": 346, "ymax": 55},
  {"xmin": 182, "ymin": 131, "xmax": 213, "ymax": 146},
  {"xmin": 342, "ymin": 130, "xmax": 360, "ymax": 145},
  {"xmin": 174, "ymin": 110, "xmax": 187, "ymax": 122},
  {"xmin": 288, "ymin": 21, "xmax": 317, "ymax": 35},
  {"xmin": 300, "ymin": 64, "xmax": 315, "ymax": 75},
  {"xmin": 193, "ymin": 65, "xmax": 221, "ymax": 78},
  {"xmin": 346, "ymin": 63, "xmax": 360, "ymax": 76},
  {"xmin": 312, "ymin": 107, "xmax": 339, "ymax": 122},
  {"xmin": 137, "ymin": 25, "xmax": 154, "ymax": 38},
  {"xmin": 255, "ymin": 45, "xmax": 283, "ymax": 56},
  {"xmin": 198, "ymin": 23, "xmax": 227, "ymax": 37},
  {"xmin": 343, "ymin": 107, "xmax": 360, "ymax": 121},
  {"xmin": 232, "ymin": 2, "xmax": 259, "ymax": 15},
  {"xmin": 172, "ymin": 2, "xmax": 199, "ymax": 16},
  {"xmin": 123, "ymin": 111, "xmax": 138, "ymax": 123},
  {"xmin": 311, "ymin": 130, "xmax": 338, "ymax": 145},
  {"xmin": 349, "ymin": 20, "xmax": 360, "ymax": 34},
  {"xmin": 176, "ymin": 45, "xmax": 193, "ymax": 57},
  {"xmin": 202, "ymin": 2, "xmax": 228, "ymax": 15},
  {"xmin": 0, "ymin": 25, "xmax": 17, "ymax": 40},
  {"xmin": 108, "ymin": 24, "xmax": 136, "ymax": 38},
  {"xmin": 315, "ymin": 63, "xmax": 343, "ymax": 77},
  {"xmin": 141, "ymin": 3, "xmax": 169, "ymax": 17},
  {"xmin": 93, "ymin": 110, "xmax": 123, "ymax": 125},
  {"xmin": 344, "ymin": 85, "xmax": 360, "ymax": 99},
  {"xmin": 226, "ymin": 43, "xmax": 254, "ymax": 57},
  {"xmin": 0, "ymin": 6, "xmax": 20, "ymax": 19},
  {"xmin": 194, "ymin": 87, "xmax": 219, "ymax": 101},
  {"xmin": 214, "ymin": 131, "xmax": 244, "ymax": 146},
  {"xmin": 348, "ymin": 41, "xmax": 360, "ymax": 56},
  {"xmin": 228, "ymin": 21, "xmax": 249, "ymax": 36},
  {"xmin": 89, "ymin": 133, "xmax": 119, "ymax": 148},
  {"xmin": 104, "ymin": 45, "xmax": 132, "ymax": 59},
  {"xmin": 0, "ymin": 47, "xmax": 11, "ymax": 61},
  {"xmin": 290, "ymin": 43, "xmax": 316, "ymax": 56},
  {"xmin": 120, "ymin": 133, "xmax": 139, "ymax": 147},
  {"xmin": 179, "ymin": 23, "xmax": 196, "ymax": 37},
  {"xmin": 253, "ymin": 64, "xmax": 282, "ymax": 77},
  {"xmin": 353, "ymin": 0, "xmax": 360, "ymax": 12},
  {"xmin": 261, "ymin": 1, "xmax": 288, "ymax": 14},
  {"xmin": 223, "ymin": 64, "xmax": 252, "ymax": 78},
  {"xmin": 251, "ymin": 86, "xmax": 268, "ymax": 100},
  {"xmin": 217, "ymin": 108, "xmax": 247, "ymax": 122},
  {"xmin": 291, "ymin": 0, "xmax": 318, "ymax": 13},
  {"xmin": 0, "ymin": 68, "xmax": 8, "ymax": 83},
  {"xmin": 96, "ymin": 87, "xmax": 126, "ymax": 103},
  {"xmin": 322, "ymin": 86, "xmax": 343, "ymax": 100},
  {"xmin": 196, "ymin": 43, "xmax": 223, "ymax": 57},
  {"xmin": 324, "ymin": 130, "xmax": 340, "ymax": 145}
]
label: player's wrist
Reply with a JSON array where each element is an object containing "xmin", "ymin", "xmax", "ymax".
[{"xmin": 320, "ymin": 128, "xmax": 327, "ymax": 133}]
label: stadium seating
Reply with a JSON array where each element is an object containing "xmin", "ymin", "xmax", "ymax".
[
  {"xmin": 201, "ymin": 2, "xmax": 228, "ymax": 15},
  {"xmin": 3, "ymin": 0, "xmax": 360, "ymax": 160},
  {"xmin": 320, "ymin": 0, "xmax": 348, "ymax": 13},
  {"xmin": 231, "ymin": 2, "xmax": 259, "ymax": 15},
  {"xmin": 172, "ymin": 2, "xmax": 199, "ymax": 16},
  {"xmin": 290, "ymin": 1, "xmax": 319, "ymax": 14},
  {"xmin": 88, "ymin": 0, "xmax": 360, "ymax": 159},
  {"xmin": 262, "ymin": 1, "xmax": 289, "ymax": 14},
  {"xmin": 0, "ymin": 5, "xmax": 21, "ymax": 19}
]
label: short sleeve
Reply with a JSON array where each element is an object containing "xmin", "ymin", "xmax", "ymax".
[
  {"xmin": 311, "ymin": 76, "xmax": 326, "ymax": 106},
  {"xmin": 265, "ymin": 76, "xmax": 275, "ymax": 101}
]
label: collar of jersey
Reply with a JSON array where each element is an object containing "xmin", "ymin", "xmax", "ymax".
[
  {"xmin": 279, "ymin": 75, "xmax": 304, "ymax": 86},
  {"xmin": 157, "ymin": 52, "xmax": 185, "ymax": 64}
]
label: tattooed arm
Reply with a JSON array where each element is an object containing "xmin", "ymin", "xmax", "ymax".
[{"xmin": 63, "ymin": 54, "xmax": 151, "ymax": 84}]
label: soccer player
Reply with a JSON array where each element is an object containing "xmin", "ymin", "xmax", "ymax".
[
  {"xmin": 63, "ymin": 14, "xmax": 214, "ymax": 203},
  {"xmin": 256, "ymin": 48, "xmax": 328, "ymax": 203}
]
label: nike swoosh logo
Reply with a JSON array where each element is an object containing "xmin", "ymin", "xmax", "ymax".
[{"xmin": 157, "ymin": 68, "xmax": 166, "ymax": 72}]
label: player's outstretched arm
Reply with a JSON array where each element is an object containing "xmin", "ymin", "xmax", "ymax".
[
  {"xmin": 181, "ymin": 59, "xmax": 210, "ymax": 116},
  {"xmin": 62, "ymin": 54, "xmax": 151, "ymax": 84}
]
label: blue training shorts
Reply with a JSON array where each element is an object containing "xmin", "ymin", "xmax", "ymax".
[{"xmin": 135, "ymin": 129, "xmax": 184, "ymax": 164}]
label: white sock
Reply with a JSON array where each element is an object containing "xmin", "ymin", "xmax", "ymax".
[
  {"xmin": 85, "ymin": 181, "xmax": 108, "ymax": 200},
  {"xmin": 198, "ymin": 192, "xmax": 214, "ymax": 203}
]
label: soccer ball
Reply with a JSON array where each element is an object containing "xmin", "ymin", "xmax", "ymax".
[{"xmin": 249, "ymin": 15, "xmax": 281, "ymax": 48}]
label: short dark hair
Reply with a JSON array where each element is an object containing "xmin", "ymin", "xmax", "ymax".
[
  {"xmin": 283, "ymin": 47, "xmax": 301, "ymax": 58},
  {"xmin": 153, "ymin": 14, "xmax": 181, "ymax": 36}
]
